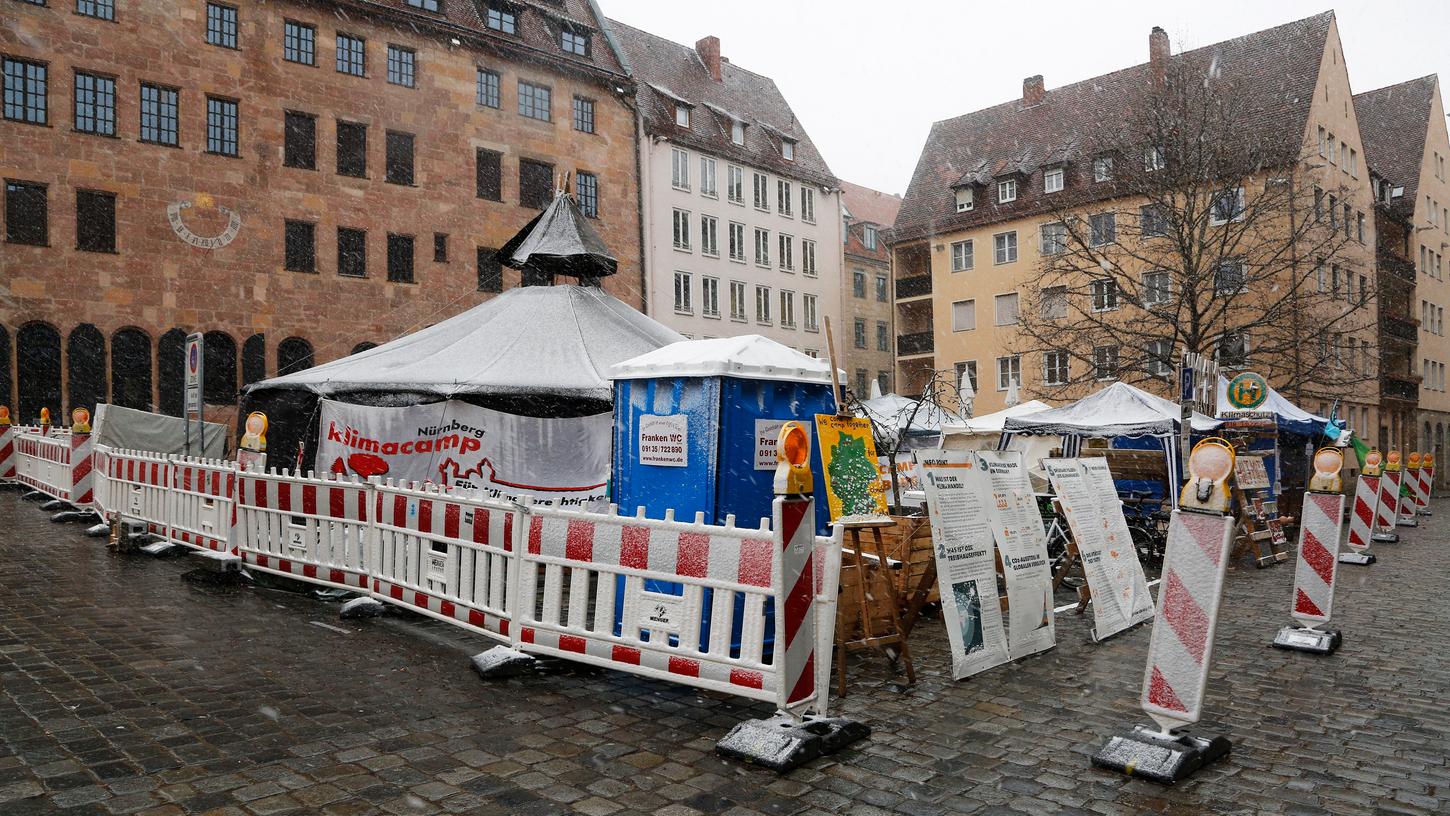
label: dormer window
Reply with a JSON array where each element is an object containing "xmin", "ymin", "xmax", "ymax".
[
  {"xmin": 1044, "ymin": 167, "xmax": 1064, "ymax": 193},
  {"xmin": 485, "ymin": 3, "xmax": 516, "ymax": 34},
  {"xmin": 864, "ymin": 226, "xmax": 878, "ymax": 250},
  {"xmin": 1093, "ymin": 156, "xmax": 1113, "ymax": 182},
  {"xmin": 781, "ymin": 139, "xmax": 795, "ymax": 161},
  {"xmin": 998, "ymin": 179, "xmax": 1017, "ymax": 203},
  {"xmin": 405, "ymin": 0, "xmax": 441, "ymax": 10},
  {"xmin": 1144, "ymin": 146, "xmax": 1165, "ymax": 172},
  {"xmin": 955, "ymin": 187, "xmax": 974, "ymax": 212},
  {"xmin": 731, "ymin": 120, "xmax": 745, "ymax": 145},
  {"xmin": 675, "ymin": 104, "xmax": 691, "ymax": 128},
  {"xmin": 561, "ymin": 25, "xmax": 590, "ymax": 57}
]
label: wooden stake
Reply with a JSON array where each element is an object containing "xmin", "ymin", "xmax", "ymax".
[{"xmin": 824, "ymin": 315, "xmax": 847, "ymax": 415}]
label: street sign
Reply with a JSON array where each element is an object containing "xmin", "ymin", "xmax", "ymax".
[
  {"xmin": 185, "ymin": 333, "xmax": 204, "ymax": 414},
  {"xmin": 1225, "ymin": 371, "xmax": 1268, "ymax": 410}
]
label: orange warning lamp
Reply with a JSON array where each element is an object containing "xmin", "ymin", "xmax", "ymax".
[
  {"xmin": 1362, "ymin": 449, "xmax": 1383, "ymax": 477},
  {"xmin": 70, "ymin": 407, "xmax": 91, "ymax": 434},
  {"xmin": 1386, "ymin": 450, "xmax": 1402, "ymax": 472},
  {"xmin": 1408, "ymin": 451, "xmax": 1422, "ymax": 470},
  {"xmin": 39, "ymin": 407, "xmax": 51, "ymax": 429},
  {"xmin": 1427, "ymin": 453, "xmax": 1437, "ymax": 469},
  {"xmin": 1180, "ymin": 437, "xmax": 1235, "ymax": 513},
  {"xmin": 773, "ymin": 421, "xmax": 813, "ymax": 496},
  {"xmin": 0, "ymin": 406, "xmax": 10, "ymax": 427},
  {"xmin": 1309, "ymin": 447, "xmax": 1343, "ymax": 493},
  {"xmin": 240, "ymin": 411, "xmax": 268, "ymax": 452}
]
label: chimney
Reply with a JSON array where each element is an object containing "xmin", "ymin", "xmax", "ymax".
[
  {"xmin": 1149, "ymin": 26, "xmax": 1169, "ymax": 84},
  {"xmin": 1022, "ymin": 75, "xmax": 1045, "ymax": 106},
  {"xmin": 696, "ymin": 36, "xmax": 722, "ymax": 82}
]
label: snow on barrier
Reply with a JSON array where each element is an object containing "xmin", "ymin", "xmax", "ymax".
[
  {"xmin": 235, "ymin": 469, "xmax": 372, "ymax": 590},
  {"xmin": 166, "ymin": 456, "xmax": 237, "ymax": 553}
]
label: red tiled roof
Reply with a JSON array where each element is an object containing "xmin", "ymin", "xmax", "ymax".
[
  {"xmin": 893, "ymin": 12, "xmax": 1334, "ymax": 242},
  {"xmin": 840, "ymin": 180, "xmax": 902, "ymax": 228},
  {"xmin": 605, "ymin": 19, "xmax": 837, "ymax": 189},
  {"xmin": 1354, "ymin": 75, "xmax": 1439, "ymax": 211}
]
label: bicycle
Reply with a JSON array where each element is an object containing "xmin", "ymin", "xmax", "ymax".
[{"xmin": 1120, "ymin": 489, "xmax": 1171, "ymax": 568}]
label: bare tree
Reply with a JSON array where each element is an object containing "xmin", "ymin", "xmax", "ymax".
[
  {"xmin": 849, "ymin": 368, "xmax": 964, "ymax": 512},
  {"xmin": 1011, "ymin": 59, "xmax": 1375, "ymax": 403}
]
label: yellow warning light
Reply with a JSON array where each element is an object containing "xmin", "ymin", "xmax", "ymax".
[
  {"xmin": 0, "ymin": 406, "xmax": 10, "ymax": 427},
  {"xmin": 1180, "ymin": 437, "xmax": 1235, "ymax": 513},
  {"xmin": 1427, "ymin": 453, "xmax": 1437, "ymax": 468},
  {"xmin": 70, "ymin": 407, "xmax": 91, "ymax": 434},
  {"xmin": 1386, "ymin": 450, "xmax": 1403, "ymax": 472},
  {"xmin": 1408, "ymin": 451, "xmax": 1422, "ymax": 469},
  {"xmin": 241, "ymin": 411, "xmax": 269, "ymax": 452},
  {"xmin": 1362, "ymin": 449, "xmax": 1383, "ymax": 477},
  {"xmin": 774, "ymin": 421, "xmax": 813, "ymax": 496},
  {"xmin": 39, "ymin": 407, "xmax": 51, "ymax": 427},
  {"xmin": 1309, "ymin": 447, "xmax": 1343, "ymax": 493}
]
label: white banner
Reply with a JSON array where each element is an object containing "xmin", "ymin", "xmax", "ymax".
[
  {"xmin": 976, "ymin": 450, "xmax": 1056, "ymax": 660},
  {"xmin": 919, "ymin": 450, "xmax": 1011, "ymax": 680},
  {"xmin": 1043, "ymin": 458, "xmax": 1154, "ymax": 641},
  {"xmin": 316, "ymin": 399, "xmax": 610, "ymax": 507}
]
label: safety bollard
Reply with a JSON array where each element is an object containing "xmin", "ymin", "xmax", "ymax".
[{"xmin": 1273, "ymin": 448, "xmax": 1346, "ymax": 654}]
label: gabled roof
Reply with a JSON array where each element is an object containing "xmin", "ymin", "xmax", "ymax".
[
  {"xmin": 893, "ymin": 12, "xmax": 1335, "ymax": 242},
  {"xmin": 840, "ymin": 181, "xmax": 903, "ymax": 228},
  {"xmin": 1353, "ymin": 75, "xmax": 1439, "ymax": 213},
  {"xmin": 605, "ymin": 19, "xmax": 837, "ymax": 189}
]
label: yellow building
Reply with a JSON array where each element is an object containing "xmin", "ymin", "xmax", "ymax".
[{"xmin": 891, "ymin": 13, "xmax": 1381, "ymax": 439}]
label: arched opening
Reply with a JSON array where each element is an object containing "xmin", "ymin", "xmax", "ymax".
[
  {"xmin": 277, "ymin": 337, "xmax": 314, "ymax": 375},
  {"xmin": 111, "ymin": 328, "xmax": 153, "ymax": 411},
  {"xmin": 66, "ymin": 324, "xmax": 106, "ymax": 417},
  {"xmin": 351, "ymin": 341, "xmax": 378, "ymax": 355},
  {"xmin": 17, "ymin": 322, "xmax": 62, "ymax": 424},
  {"xmin": 0, "ymin": 324, "xmax": 11, "ymax": 414},
  {"xmin": 1426, "ymin": 421, "xmax": 1434, "ymax": 455},
  {"xmin": 203, "ymin": 330, "xmax": 238, "ymax": 405},
  {"xmin": 157, "ymin": 329, "xmax": 188, "ymax": 417},
  {"xmin": 242, "ymin": 334, "xmax": 266, "ymax": 386}
]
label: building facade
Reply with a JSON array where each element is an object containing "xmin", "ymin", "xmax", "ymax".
[
  {"xmin": 840, "ymin": 181, "xmax": 900, "ymax": 398},
  {"xmin": 608, "ymin": 23, "xmax": 842, "ymax": 357},
  {"xmin": 1, "ymin": 0, "xmax": 640, "ymax": 430}
]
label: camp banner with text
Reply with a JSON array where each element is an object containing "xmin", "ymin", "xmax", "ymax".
[{"xmin": 815, "ymin": 414, "xmax": 889, "ymax": 520}]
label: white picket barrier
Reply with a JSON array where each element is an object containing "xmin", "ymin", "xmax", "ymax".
[
  {"xmin": 0, "ymin": 424, "xmax": 31, "ymax": 482},
  {"xmin": 13, "ymin": 429, "xmax": 74, "ymax": 500},
  {"xmin": 108, "ymin": 448, "xmax": 175, "ymax": 540},
  {"xmin": 234, "ymin": 469, "xmax": 372, "ymax": 590},
  {"xmin": 166, "ymin": 456, "xmax": 237, "ymax": 554},
  {"xmin": 92, "ymin": 445, "xmax": 115, "ymax": 516}
]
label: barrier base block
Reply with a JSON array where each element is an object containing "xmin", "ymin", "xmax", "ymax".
[
  {"xmin": 1337, "ymin": 552, "xmax": 1375, "ymax": 566},
  {"xmin": 51, "ymin": 509, "xmax": 97, "ymax": 524},
  {"xmin": 715, "ymin": 712, "xmax": 870, "ymax": 773},
  {"xmin": 1371, "ymin": 532, "xmax": 1399, "ymax": 544},
  {"xmin": 470, "ymin": 646, "xmax": 536, "ymax": 679},
  {"xmin": 39, "ymin": 499, "xmax": 70, "ymax": 512},
  {"xmin": 85, "ymin": 522, "xmax": 110, "ymax": 538},
  {"xmin": 189, "ymin": 550, "xmax": 241, "ymax": 572},
  {"xmin": 1396, "ymin": 518, "xmax": 1419, "ymax": 527},
  {"xmin": 339, "ymin": 597, "xmax": 386, "ymax": 620},
  {"xmin": 139, "ymin": 541, "xmax": 179, "ymax": 557},
  {"xmin": 1417, "ymin": 509, "xmax": 1432, "ymax": 516},
  {"xmin": 1090, "ymin": 725, "xmax": 1230, "ymax": 784},
  {"xmin": 22, "ymin": 490, "xmax": 49, "ymax": 501},
  {"xmin": 1272, "ymin": 625, "xmax": 1340, "ymax": 655}
]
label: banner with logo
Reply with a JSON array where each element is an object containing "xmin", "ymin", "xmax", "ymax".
[
  {"xmin": 976, "ymin": 450, "xmax": 1056, "ymax": 660},
  {"xmin": 316, "ymin": 399, "xmax": 610, "ymax": 507},
  {"xmin": 1043, "ymin": 458, "xmax": 1154, "ymax": 641},
  {"xmin": 919, "ymin": 449, "xmax": 1011, "ymax": 680}
]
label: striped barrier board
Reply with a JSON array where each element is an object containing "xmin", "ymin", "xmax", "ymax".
[
  {"xmin": 774, "ymin": 495, "xmax": 818, "ymax": 712},
  {"xmin": 1341, "ymin": 474, "xmax": 1378, "ymax": 564},
  {"xmin": 69, "ymin": 433, "xmax": 94, "ymax": 507},
  {"xmin": 235, "ymin": 470, "xmax": 372, "ymax": 590},
  {"xmin": 1414, "ymin": 465, "xmax": 1432, "ymax": 514},
  {"xmin": 109, "ymin": 449, "xmax": 174, "ymax": 541},
  {"xmin": 13, "ymin": 430, "xmax": 74, "ymax": 500},
  {"xmin": 1374, "ymin": 470, "xmax": 1401, "ymax": 540},
  {"xmin": 0, "ymin": 425, "xmax": 16, "ymax": 480},
  {"xmin": 1290, "ymin": 492, "xmax": 1345, "ymax": 626},
  {"xmin": 167, "ymin": 456, "xmax": 237, "ymax": 553},
  {"xmin": 1397, "ymin": 470, "xmax": 1419, "ymax": 527}
]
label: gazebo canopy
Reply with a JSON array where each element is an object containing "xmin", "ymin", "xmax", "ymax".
[
  {"xmin": 498, "ymin": 191, "xmax": 618, "ymax": 280},
  {"xmin": 1003, "ymin": 382, "xmax": 1220, "ymax": 438}
]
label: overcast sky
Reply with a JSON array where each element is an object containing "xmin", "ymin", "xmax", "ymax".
[{"xmin": 605, "ymin": 1, "xmax": 1450, "ymax": 196}]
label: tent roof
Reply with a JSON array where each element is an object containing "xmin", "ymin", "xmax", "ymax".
[
  {"xmin": 609, "ymin": 335, "xmax": 835, "ymax": 384},
  {"xmin": 247, "ymin": 285, "xmax": 683, "ymax": 401},
  {"xmin": 498, "ymin": 192, "xmax": 618, "ymax": 279},
  {"xmin": 859, "ymin": 393, "xmax": 965, "ymax": 436},
  {"xmin": 942, "ymin": 400, "xmax": 1053, "ymax": 435},
  {"xmin": 1003, "ymin": 381, "xmax": 1221, "ymax": 437},
  {"xmin": 1216, "ymin": 376, "xmax": 1327, "ymax": 435}
]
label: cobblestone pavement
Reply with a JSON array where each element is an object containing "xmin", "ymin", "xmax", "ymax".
[{"xmin": 3, "ymin": 490, "xmax": 1449, "ymax": 815}]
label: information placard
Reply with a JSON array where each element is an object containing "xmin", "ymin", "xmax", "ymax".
[
  {"xmin": 977, "ymin": 451, "xmax": 1056, "ymax": 660},
  {"xmin": 638, "ymin": 414, "xmax": 688, "ymax": 467},
  {"xmin": 753, "ymin": 419, "xmax": 787, "ymax": 470}
]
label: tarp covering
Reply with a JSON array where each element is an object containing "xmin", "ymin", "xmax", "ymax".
[
  {"xmin": 94, "ymin": 404, "xmax": 227, "ymax": 457},
  {"xmin": 1002, "ymin": 382, "xmax": 1221, "ymax": 437},
  {"xmin": 245, "ymin": 285, "xmax": 683, "ymax": 402},
  {"xmin": 609, "ymin": 335, "xmax": 835, "ymax": 384},
  {"xmin": 942, "ymin": 400, "xmax": 1053, "ymax": 436},
  {"xmin": 1216, "ymin": 376, "xmax": 1327, "ymax": 436},
  {"xmin": 498, "ymin": 192, "xmax": 618, "ymax": 280}
]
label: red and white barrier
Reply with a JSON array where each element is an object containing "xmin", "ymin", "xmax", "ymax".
[
  {"xmin": 1413, "ymin": 465, "xmax": 1432, "ymax": 514},
  {"xmin": 1344, "ymin": 473, "xmax": 1378, "ymax": 555},
  {"xmin": 1397, "ymin": 469, "xmax": 1419, "ymax": 527},
  {"xmin": 1375, "ymin": 470, "xmax": 1401, "ymax": 538},
  {"xmin": 69, "ymin": 432, "xmax": 94, "ymax": 507},
  {"xmin": 235, "ymin": 469, "xmax": 372, "ymax": 590},
  {"xmin": 1291, "ymin": 492, "xmax": 1345, "ymax": 625},
  {"xmin": 107, "ymin": 448, "xmax": 174, "ymax": 540},
  {"xmin": 1139, "ymin": 510, "xmax": 1235, "ymax": 731},
  {"xmin": 167, "ymin": 456, "xmax": 237, "ymax": 553},
  {"xmin": 13, "ymin": 430, "xmax": 74, "ymax": 499},
  {"xmin": 0, "ymin": 424, "xmax": 19, "ymax": 481}
]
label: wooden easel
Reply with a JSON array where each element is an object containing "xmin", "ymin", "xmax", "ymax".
[{"xmin": 834, "ymin": 518, "xmax": 917, "ymax": 695}]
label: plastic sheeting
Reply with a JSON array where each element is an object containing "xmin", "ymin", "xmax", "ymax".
[{"xmin": 94, "ymin": 403, "xmax": 227, "ymax": 457}]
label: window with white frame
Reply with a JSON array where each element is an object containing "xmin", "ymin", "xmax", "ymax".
[
  {"xmin": 994, "ymin": 292, "xmax": 1020, "ymax": 325},
  {"xmin": 777, "ymin": 179, "xmax": 792, "ymax": 216},
  {"xmin": 727, "ymin": 222, "xmax": 745, "ymax": 261},
  {"xmin": 864, "ymin": 225, "xmax": 878, "ymax": 250},
  {"xmin": 954, "ymin": 187, "xmax": 974, "ymax": 212},
  {"xmin": 673, "ymin": 271, "xmax": 692, "ymax": 313},
  {"xmin": 803, "ymin": 293, "xmax": 818, "ymax": 331},
  {"xmin": 755, "ymin": 285, "xmax": 771, "ymax": 323},
  {"xmin": 800, "ymin": 187, "xmax": 815, "ymax": 222},
  {"xmin": 672, "ymin": 208, "xmax": 690, "ymax": 250},
  {"xmin": 1043, "ymin": 350, "xmax": 1069, "ymax": 385},
  {"xmin": 952, "ymin": 299, "xmax": 976, "ymax": 332},
  {"xmin": 752, "ymin": 172, "xmax": 770, "ymax": 210},
  {"xmin": 727, "ymin": 165, "xmax": 743, "ymax": 204},
  {"xmin": 801, "ymin": 239, "xmax": 816, "ymax": 276},
  {"xmin": 731, "ymin": 119, "xmax": 745, "ymax": 145},
  {"xmin": 1044, "ymin": 167, "xmax": 1064, "ymax": 193},
  {"xmin": 700, "ymin": 215, "xmax": 718, "ymax": 256},
  {"xmin": 1094, "ymin": 345, "xmax": 1120, "ymax": 379},
  {"xmin": 1093, "ymin": 156, "xmax": 1113, "ymax": 182},
  {"xmin": 701, "ymin": 276, "xmax": 719, "ymax": 317},
  {"xmin": 997, "ymin": 355, "xmax": 1021, "ymax": 390},
  {"xmin": 1090, "ymin": 278, "xmax": 1119, "ymax": 311},
  {"xmin": 1140, "ymin": 204, "xmax": 1169, "ymax": 237},
  {"xmin": 1142, "ymin": 269, "xmax": 1172, "ymax": 307},
  {"xmin": 729, "ymin": 280, "xmax": 747, "ymax": 320},
  {"xmin": 671, "ymin": 148, "xmax": 689, "ymax": 190},
  {"xmin": 1146, "ymin": 339, "xmax": 1173, "ymax": 376},
  {"xmin": 1214, "ymin": 258, "xmax": 1246, "ymax": 295},
  {"xmin": 955, "ymin": 361, "xmax": 978, "ymax": 393},
  {"xmin": 1041, "ymin": 286, "xmax": 1067, "ymax": 319},
  {"xmin": 1040, "ymin": 222, "xmax": 1067, "ymax": 256},
  {"xmin": 998, "ymin": 178, "xmax": 1017, "ymax": 203},
  {"xmin": 1089, "ymin": 212, "xmax": 1116, "ymax": 246},
  {"xmin": 674, "ymin": 104, "xmax": 691, "ymax": 129},
  {"xmin": 1144, "ymin": 146, "xmax": 1165, "ymax": 172},
  {"xmin": 700, "ymin": 157, "xmax": 717, "ymax": 197},
  {"xmin": 778, "ymin": 234, "xmax": 793, "ymax": 270},
  {"xmin": 993, "ymin": 231, "xmax": 1017, "ymax": 264},
  {"xmin": 781, "ymin": 139, "xmax": 795, "ymax": 160},
  {"xmin": 1210, "ymin": 187, "xmax": 1245, "ymax": 224},
  {"xmin": 754, "ymin": 228, "xmax": 770, "ymax": 266},
  {"xmin": 779, "ymin": 290, "xmax": 795, "ymax": 327},
  {"xmin": 951, "ymin": 239, "xmax": 974, "ymax": 271}
]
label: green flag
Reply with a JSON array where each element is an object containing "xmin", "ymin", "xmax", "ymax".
[{"xmin": 1349, "ymin": 434, "xmax": 1369, "ymax": 469}]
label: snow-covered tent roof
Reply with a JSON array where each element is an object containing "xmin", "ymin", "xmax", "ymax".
[
  {"xmin": 609, "ymin": 335, "xmax": 836, "ymax": 384},
  {"xmin": 942, "ymin": 400, "xmax": 1053, "ymax": 435},
  {"xmin": 1003, "ymin": 381, "xmax": 1221, "ymax": 437},
  {"xmin": 859, "ymin": 393, "xmax": 965, "ymax": 437},
  {"xmin": 248, "ymin": 285, "xmax": 683, "ymax": 401},
  {"xmin": 1216, "ymin": 376, "xmax": 1327, "ymax": 436},
  {"xmin": 498, "ymin": 192, "xmax": 618, "ymax": 280}
]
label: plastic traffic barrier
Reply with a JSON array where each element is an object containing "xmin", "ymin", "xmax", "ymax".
[
  {"xmin": 234, "ymin": 469, "xmax": 372, "ymax": 590},
  {"xmin": 166, "ymin": 456, "xmax": 237, "ymax": 553},
  {"xmin": 1374, "ymin": 455, "xmax": 1402, "ymax": 543},
  {"xmin": 1340, "ymin": 455, "xmax": 1380, "ymax": 566}
]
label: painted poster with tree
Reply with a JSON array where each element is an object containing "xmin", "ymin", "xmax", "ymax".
[{"xmin": 815, "ymin": 414, "xmax": 890, "ymax": 521}]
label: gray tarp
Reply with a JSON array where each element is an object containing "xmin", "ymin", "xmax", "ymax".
[{"xmin": 94, "ymin": 404, "xmax": 227, "ymax": 457}]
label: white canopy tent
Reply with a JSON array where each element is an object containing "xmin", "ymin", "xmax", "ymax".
[{"xmin": 942, "ymin": 400, "xmax": 1054, "ymax": 436}]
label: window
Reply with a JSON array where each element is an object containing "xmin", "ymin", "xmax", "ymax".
[
  {"xmin": 518, "ymin": 81, "xmax": 550, "ymax": 121},
  {"xmin": 1093, "ymin": 346, "xmax": 1119, "ymax": 380},
  {"xmin": 1144, "ymin": 146, "xmax": 1165, "ymax": 172},
  {"xmin": 477, "ymin": 68, "xmax": 500, "ymax": 108},
  {"xmin": 1328, "ymin": 194, "xmax": 1338, "ymax": 229},
  {"xmin": 1348, "ymin": 148, "xmax": 1358, "ymax": 178},
  {"xmin": 698, "ymin": 215, "xmax": 717, "ymax": 256},
  {"xmin": 754, "ymin": 228, "xmax": 770, "ymax": 266},
  {"xmin": 3, "ymin": 58, "xmax": 47, "ymax": 124},
  {"xmin": 283, "ymin": 111, "xmax": 316, "ymax": 169},
  {"xmin": 727, "ymin": 222, "xmax": 745, "ymax": 261},
  {"xmin": 1089, "ymin": 212, "xmax": 1115, "ymax": 246},
  {"xmin": 386, "ymin": 45, "xmax": 415, "ymax": 87},
  {"xmin": 727, "ymin": 165, "xmax": 744, "ymax": 204},
  {"xmin": 778, "ymin": 180, "xmax": 793, "ymax": 216},
  {"xmin": 877, "ymin": 322, "xmax": 890, "ymax": 351},
  {"xmin": 75, "ymin": 190, "xmax": 115, "ymax": 253},
  {"xmin": 1146, "ymin": 340, "xmax": 1173, "ymax": 376},
  {"xmin": 701, "ymin": 277, "xmax": 719, "ymax": 318},
  {"xmin": 780, "ymin": 291, "xmax": 795, "ymax": 327},
  {"xmin": 730, "ymin": 281, "xmax": 747, "ymax": 321},
  {"xmin": 77, "ymin": 0, "xmax": 114, "ymax": 20},
  {"xmin": 854, "ymin": 319, "xmax": 867, "ymax": 349},
  {"xmin": 336, "ymin": 121, "xmax": 367, "ymax": 177},
  {"xmin": 1041, "ymin": 286, "xmax": 1067, "ymax": 319},
  {"xmin": 284, "ymin": 220, "xmax": 315, "ymax": 272},
  {"xmin": 753, "ymin": 173, "xmax": 770, "ymax": 211},
  {"xmin": 139, "ymin": 84, "xmax": 178, "ymax": 146},
  {"xmin": 337, "ymin": 227, "xmax": 366, "ymax": 278},
  {"xmin": 731, "ymin": 120, "xmax": 745, "ymax": 145},
  {"xmin": 1143, "ymin": 270, "xmax": 1171, "ymax": 306},
  {"xmin": 955, "ymin": 361, "xmax": 979, "ymax": 393},
  {"xmin": 1140, "ymin": 204, "xmax": 1169, "ymax": 237},
  {"xmin": 954, "ymin": 187, "xmax": 974, "ymax": 212},
  {"xmin": 433, "ymin": 232, "xmax": 448, "ymax": 262},
  {"xmin": 997, "ymin": 356, "xmax": 1021, "ymax": 390},
  {"xmin": 1218, "ymin": 332, "xmax": 1248, "ymax": 367},
  {"xmin": 519, "ymin": 159, "xmax": 554, "ymax": 209},
  {"xmin": 1044, "ymin": 167, "xmax": 1064, "ymax": 193},
  {"xmin": 1215, "ymin": 259, "xmax": 1246, "ymax": 295},
  {"xmin": 283, "ymin": 21, "xmax": 315, "ymax": 65},
  {"xmin": 803, "ymin": 294, "xmax": 818, "ymax": 331},
  {"xmin": 855, "ymin": 370, "xmax": 868, "ymax": 397},
  {"xmin": 994, "ymin": 293, "xmax": 1020, "ymax": 325},
  {"xmin": 671, "ymin": 148, "xmax": 689, "ymax": 190},
  {"xmin": 1314, "ymin": 186, "xmax": 1324, "ymax": 220},
  {"xmin": 73, "ymin": 72, "xmax": 116, "ymax": 135},
  {"xmin": 802, "ymin": 240, "xmax": 817, "ymax": 276},
  {"xmin": 755, "ymin": 286, "xmax": 771, "ymax": 323},
  {"xmin": 1317, "ymin": 126, "xmax": 1327, "ymax": 157},
  {"xmin": 386, "ymin": 234, "xmax": 414, "ymax": 283},
  {"xmin": 1343, "ymin": 203, "xmax": 1352, "ymax": 238},
  {"xmin": 405, "ymin": 0, "xmax": 440, "ymax": 10},
  {"xmin": 782, "ymin": 140, "xmax": 795, "ymax": 161},
  {"xmin": 385, "ymin": 131, "xmax": 414, "ymax": 185},
  {"xmin": 476, "ymin": 247, "xmax": 502, "ymax": 292},
  {"xmin": 801, "ymin": 187, "xmax": 815, "ymax": 222},
  {"xmin": 560, "ymin": 27, "xmax": 589, "ymax": 57},
  {"xmin": 853, "ymin": 269, "xmax": 866, "ymax": 298},
  {"xmin": 485, "ymin": 4, "xmax": 516, "ymax": 33},
  {"xmin": 475, "ymin": 148, "xmax": 501, "ymax": 201},
  {"xmin": 570, "ymin": 96, "xmax": 594, "ymax": 133},
  {"xmin": 951, "ymin": 239, "xmax": 974, "ymax": 271},
  {"xmin": 778, "ymin": 234, "xmax": 793, "ymax": 270},
  {"xmin": 1093, "ymin": 157, "xmax": 1113, "ymax": 182},
  {"xmin": 1327, "ymin": 133, "xmax": 1336, "ymax": 164},
  {"xmin": 672, "ymin": 209, "xmax": 691, "ymax": 250},
  {"xmin": 1210, "ymin": 187, "xmax": 1245, "ymax": 224},
  {"xmin": 337, "ymin": 34, "xmax": 366, "ymax": 76},
  {"xmin": 206, "ymin": 3, "xmax": 238, "ymax": 49},
  {"xmin": 673, "ymin": 271, "xmax": 692, "ymax": 313},
  {"xmin": 993, "ymin": 231, "xmax": 1017, "ymax": 264},
  {"xmin": 1040, "ymin": 222, "xmax": 1067, "ymax": 256},
  {"xmin": 205, "ymin": 96, "xmax": 238, "ymax": 157},
  {"xmin": 952, "ymin": 299, "xmax": 976, "ymax": 332},
  {"xmin": 700, "ymin": 158, "xmax": 717, "ymax": 198},
  {"xmin": 576, "ymin": 171, "xmax": 598, "ymax": 218},
  {"xmin": 876, "ymin": 274, "xmax": 888, "ymax": 302},
  {"xmin": 1043, "ymin": 350, "xmax": 1069, "ymax": 385},
  {"xmin": 673, "ymin": 103, "xmax": 691, "ymax": 128},
  {"xmin": 997, "ymin": 179, "xmax": 1017, "ymax": 203},
  {"xmin": 1090, "ymin": 279, "xmax": 1118, "ymax": 312},
  {"xmin": 5, "ymin": 181, "xmax": 47, "ymax": 245},
  {"xmin": 864, "ymin": 226, "xmax": 877, "ymax": 250}
]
